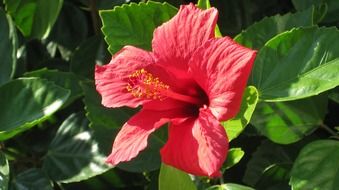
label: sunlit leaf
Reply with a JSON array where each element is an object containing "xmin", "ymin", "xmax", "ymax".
[
  {"xmin": 206, "ymin": 184, "xmax": 255, "ymax": 190},
  {"xmin": 222, "ymin": 86, "xmax": 258, "ymax": 141},
  {"xmin": 0, "ymin": 152, "xmax": 9, "ymax": 190},
  {"xmin": 0, "ymin": 78, "xmax": 70, "ymax": 141},
  {"xmin": 24, "ymin": 69, "xmax": 83, "ymax": 106},
  {"xmin": 290, "ymin": 140, "xmax": 339, "ymax": 190},
  {"xmin": 42, "ymin": 113, "xmax": 110, "ymax": 183},
  {"xmin": 251, "ymin": 95, "xmax": 327, "ymax": 144},
  {"xmin": 234, "ymin": 5, "xmax": 325, "ymax": 49},
  {"xmin": 251, "ymin": 27, "xmax": 339, "ymax": 101},
  {"xmin": 4, "ymin": 0, "xmax": 63, "ymax": 39},
  {"xmin": 159, "ymin": 163, "xmax": 197, "ymax": 190},
  {"xmin": 100, "ymin": 1, "xmax": 177, "ymax": 54},
  {"xmin": 223, "ymin": 148, "xmax": 245, "ymax": 170}
]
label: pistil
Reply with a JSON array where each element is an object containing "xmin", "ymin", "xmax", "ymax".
[{"xmin": 126, "ymin": 68, "xmax": 203, "ymax": 105}]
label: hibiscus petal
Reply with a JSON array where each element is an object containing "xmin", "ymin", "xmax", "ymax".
[
  {"xmin": 160, "ymin": 108, "xmax": 228, "ymax": 177},
  {"xmin": 152, "ymin": 3, "xmax": 218, "ymax": 74},
  {"xmin": 106, "ymin": 108, "xmax": 189, "ymax": 166},
  {"xmin": 188, "ymin": 37, "xmax": 256, "ymax": 121},
  {"xmin": 95, "ymin": 46, "xmax": 154, "ymax": 108}
]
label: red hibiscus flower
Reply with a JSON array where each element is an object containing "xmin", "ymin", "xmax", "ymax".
[{"xmin": 95, "ymin": 3, "xmax": 256, "ymax": 177}]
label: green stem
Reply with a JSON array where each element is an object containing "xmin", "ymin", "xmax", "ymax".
[{"xmin": 320, "ymin": 124, "xmax": 339, "ymax": 140}]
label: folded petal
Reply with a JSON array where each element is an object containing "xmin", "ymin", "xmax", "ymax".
[
  {"xmin": 106, "ymin": 108, "xmax": 189, "ymax": 166},
  {"xmin": 95, "ymin": 46, "xmax": 154, "ymax": 108},
  {"xmin": 188, "ymin": 37, "xmax": 256, "ymax": 121},
  {"xmin": 152, "ymin": 3, "xmax": 218, "ymax": 75},
  {"xmin": 160, "ymin": 108, "xmax": 228, "ymax": 177}
]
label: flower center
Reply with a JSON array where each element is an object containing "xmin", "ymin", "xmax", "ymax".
[{"xmin": 126, "ymin": 69, "xmax": 203, "ymax": 105}]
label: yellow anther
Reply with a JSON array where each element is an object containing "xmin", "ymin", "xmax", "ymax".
[{"xmin": 126, "ymin": 69, "xmax": 169, "ymax": 100}]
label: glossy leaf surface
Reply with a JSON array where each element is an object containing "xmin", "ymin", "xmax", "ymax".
[
  {"xmin": 42, "ymin": 113, "xmax": 110, "ymax": 183},
  {"xmin": 251, "ymin": 95, "xmax": 327, "ymax": 144},
  {"xmin": 0, "ymin": 9, "xmax": 17, "ymax": 86},
  {"xmin": 100, "ymin": 1, "xmax": 177, "ymax": 54},
  {"xmin": 0, "ymin": 152, "xmax": 9, "ymax": 190},
  {"xmin": 159, "ymin": 163, "xmax": 197, "ymax": 190},
  {"xmin": 290, "ymin": 140, "xmax": 339, "ymax": 190},
  {"xmin": 251, "ymin": 27, "xmax": 339, "ymax": 101},
  {"xmin": 0, "ymin": 78, "xmax": 70, "ymax": 141},
  {"xmin": 4, "ymin": 0, "xmax": 63, "ymax": 39},
  {"xmin": 223, "ymin": 86, "xmax": 258, "ymax": 141}
]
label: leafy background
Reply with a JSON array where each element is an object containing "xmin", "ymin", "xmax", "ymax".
[{"xmin": 0, "ymin": 0, "xmax": 338, "ymax": 189}]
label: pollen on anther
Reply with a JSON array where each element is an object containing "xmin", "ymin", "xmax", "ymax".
[{"xmin": 126, "ymin": 69, "xmax": 169, "ymax": 100}]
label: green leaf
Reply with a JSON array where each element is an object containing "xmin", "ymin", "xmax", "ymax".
[
  {"xmin": 251, "ymin": 27, "xmax": 339, "ymax": 101},
  {"xmin": 159, "ymin": 163, "xmax": 197, "ymax": 190},
  {"xmin": 81, "ymin": 81, "xmax": 129, "ymax": 153},
  {"xmin": 70, "ymin": 35, "xmax": 107, "ymax": 79},
  {"xmin": 0, "ymin": 78, "xmax": 70, "ymax": 141},
  {"xmin": 4, "ymin": 0, "xmax": 63, "ymax": 39},
  {"xmin": 206, "ymin": 184, "xmax": 255, "ymax": 190},
  {"xmin": 0, "ymin": 152, "xmax": 9, "ymax": 190},
  {"xmin": 251, "ymin": 95, "xmax": 327, "ymax": 144},
  {"xmin": 234, "ymin": 5, "xmax": 325, "ymax": 49},
  {"xmin": 196, "ymin": 0, "xmax": 222, "ymax": 37},
  {"xmin": 11, "ymin": 168, "xmax": 53, "ymax": 190},
  {"xmin": 223, "ymin": 148, "xmax": 245, "ymax": 170},
  {"xmin": 24, "ymin": 69, "xmax": 83, "ymax": 106},
  {"xmin": 243, "ymin": 140, "xmax": 299, "ymax": 187},
  {"xmin": 42, "ymin": 113, "xmax": 110, "ymax": 183},
  {"xmin": 222, "ymin": 86, "xmax": 258, "ymax": 141},
  {"xmin": 292, "ymin": 0, "xmax": 339, "ymax": 23},
  {"xmin": 47, "ymin": 1, "xmax": 89, "ymax": 60},
  {"xmin": 290, "ymin": 140, "xmax": 339, "ymax": 190},
  {"xmin": 100, "ymin": 1, "xmax": 177, "ymax": 54},
  {"xmin": 329, "ymin": 87, "xmax": 339, "ymax": 104},
  {"xmin": 0, "ymin": 9, "xmax": 17, "ymax": 86},
  {"xmin": 81, "ymin": 81, "xmax": 165, "ymax": 172}
]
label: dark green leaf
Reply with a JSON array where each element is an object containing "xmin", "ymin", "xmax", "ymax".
[
  {"xmin": 251, "ymin": 27, "xmax": 339, "ymax": 101},
  {"xmin": 292, "ymin": 0, "xmax": 339, "ymax": 23},
  {"xmin": 0, "ymin": 9, "xmax": 17, "ymax": 86},
  {"xmin": 329, "ymin": 87, "xmax": 339, "ymax": 104},
  {"xmin": 223, "ymin": 148, "xmax": 245, "ymax": 170},
  {"xmin": 206, "ymin": 184, "xmax": 255, "ymax": 190},
  {"xmin": 234, "ymin": 5, "xmax": 325, "ymax": 49},
  {"xmin": 243, "ymin": 140, "xmax": 298, "ymax": 186},
  {"xmin": 47, "ymin": 1, "xmax": 89, "ymax": 60},
  {"xmin": 70, "ymin": 35, "xmax": 107, "ymax": 79},
  {"xmin": 255, "ymin": 164, "xmax": 291, "ymax": 190},
  {"xmin": 4, "ymin": 0, "xmax": 63, "ymax": 39},
  {"xmin": 0, "ymin": 78, "xmax": 70, "ymax": 141},
  {"xmin": 12, "ymin": 168, "xmax": 53, "ymax": 190},
  {"xmin": 24, "ymin": 69, "xmax": 83, "ymax": 106},
  {"xmin": 290, "ymin": 140, "xmax": 339, "ymax": 190},
  {"xmin": 42, "ymin": 113, "xmax": 110, "ymax": 183},
  {"xmin": 0, "ymin": 152, "xmax": 9, "ymax": 190},
  {"xmin": 222, "ymin": 86, "xmax": 258, "ymax": 141},
  {"xmin": 81, "ymin": 81, "xmax": 165, "ymax": 172},
  {"xmin": 81, "ymin": 81, "xmax": 129, "ymax": 154},
  {"xmin": 251, "ymin": 95, "xmax": 327, "ymax": 144},
  {"xmin": 159, "ymin": 163, "xmax": 197, "ymax": 190},
  {"xmin": 100, "ymin": 1, "xmax": 177, "ymax": 54}
]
